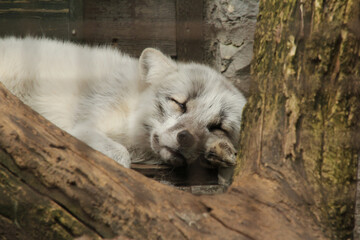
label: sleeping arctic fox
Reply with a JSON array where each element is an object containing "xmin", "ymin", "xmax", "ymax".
[{"xmin": 0, "ymin": 37, "xmax": 246, "ymax": 171}]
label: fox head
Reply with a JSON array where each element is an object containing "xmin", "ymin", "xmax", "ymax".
[{"xmin": 136, "ymin": 48, "xmax": 246, "ymax": 167}]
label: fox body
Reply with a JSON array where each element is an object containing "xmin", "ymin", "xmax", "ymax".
[{"xmin": 0, "ymin": 37, "xmax": 246, "ymax": 172}]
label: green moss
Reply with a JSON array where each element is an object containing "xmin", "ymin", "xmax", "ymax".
[
  {"xmin": 0, "ymin": 153, "xmax": 101, "ymax": 240},
  {"xmin": 240, "ymin": 0, "xmax": 360, "ymax": 238}
]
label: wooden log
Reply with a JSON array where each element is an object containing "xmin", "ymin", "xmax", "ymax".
[{"xmin": 0, "ymin": 82, "xmax": 325, "ymax": 239}]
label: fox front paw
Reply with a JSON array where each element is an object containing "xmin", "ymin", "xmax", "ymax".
[
  {"xmin": 204, "ymin": 139, "xmax": 237, "ymax": 168},
  {"xmin": 109, "ymin": 149, "xmax": 131, "ymax": 168},
  {"xmin": 103, "ymin": 144, "xmax": 131, "ymax": 168}
]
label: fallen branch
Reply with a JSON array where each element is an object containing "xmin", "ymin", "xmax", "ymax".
[{"xmin": 0, "ymin": 83, "xmax": 324, "ymax": 239}]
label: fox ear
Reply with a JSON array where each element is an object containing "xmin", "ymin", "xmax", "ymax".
[{"xmin": 139, "ymin": 48, "xmax": 177, "ymax": 83}]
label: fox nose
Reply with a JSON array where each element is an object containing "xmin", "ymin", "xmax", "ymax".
[{"xmin": 177, "ymin": 130, "xmax": 194, "ymax": 148}]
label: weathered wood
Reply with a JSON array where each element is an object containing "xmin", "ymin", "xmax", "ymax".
[
  {"xmin": 0, "ymin": 81, "xmax": 325, "ymax": 239},
  {"xmin": 131, "ymin": 162, "xmax": 219, "ymax": 187},
  {"xmin": 0, "ymin": 1, "xmax": 205, "ymax": 59},
  {"xmin": 0, "ymin": 0, "xmax": 70, "ymax": 39},
  {"xmin": 69, "ymin": 0, "xmax": 83, "ymax": 41},
  {"xmin": 82, "ymin": 0, "xmax": 176, "ymax": 57},
  {"xmin": 238, "ymin": 0, "xmax": 360, "ymax": 239},
  {"xmin": 176, "ymin": 0, "xmax": 204, "ymax": 62},
  {"xmin": 355, "ymin": 155, "xmax": 360, "ymax": 239},
  {"xmin": 0, "ymin": 0, "xmax": 177, "ymax": 57},
  {"xmin": 0, "ymin": 156, "xmax": 101, "ymax": 240}
]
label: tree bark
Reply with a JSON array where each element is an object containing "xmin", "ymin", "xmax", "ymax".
[
  {"xmin": 0, "ymin": 0, "xmax": 359, "ymax": 239},
  {"xmin": 0, "ymin": 81, "xmax": 325, "ymax": 239},
  {"xmin": 237, "ymin": 0, "xmax": 360, "ymax": 239}
]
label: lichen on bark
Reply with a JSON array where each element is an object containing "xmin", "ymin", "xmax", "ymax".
[
  {"xmin": 237, "ymin": 0, "xmax": 360, "ymax": 238},
  {"xmin": 0, "ymin": 152, "xmax": 101, "ymax": 240}
]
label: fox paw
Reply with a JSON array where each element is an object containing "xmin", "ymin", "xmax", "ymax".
[
  {"xmin": 110, "ymin": 149, "xmax": 131, "ymax": 168},
  {"xmin": 204, "ymin": 139, "xmax": 237, "ymax": 168},
  {"xmin": 102, "ymin": 144, "xmax": 131, "ymax": 168}
]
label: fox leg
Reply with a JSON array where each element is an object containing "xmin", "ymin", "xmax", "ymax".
[
  {"xmin": 69, "ymin": 124, "xmax": 131, "ymax": 168},
  {"xmin": 204, "ymin": 135, "xmax": 237, "ymax": 168}
]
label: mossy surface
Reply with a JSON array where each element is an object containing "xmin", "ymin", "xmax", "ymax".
[
  {"xmin": 0, "ymin": 152, "xmax": 101, "ymax": 240},
  {"xmin": 238, "ymin": 0, "xmax": 360, "ymax": 238}
]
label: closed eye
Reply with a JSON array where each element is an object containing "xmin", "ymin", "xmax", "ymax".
[
  {"xmin": 207, "ymin": 123, "xmax": 227, "ymax": 133},
  {"xmin": 168, "ymin": 97, "xmax": 187, "ymax": 113}
]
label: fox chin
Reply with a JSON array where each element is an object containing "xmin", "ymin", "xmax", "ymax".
[{"xmin": 0, "ymin": 36, "xmax": 246, "ymax": 175}]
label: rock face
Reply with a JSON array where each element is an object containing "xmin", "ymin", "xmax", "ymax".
[{"xmin": 204, "ymin": 0, "xmax": 259, "ymax": 97}]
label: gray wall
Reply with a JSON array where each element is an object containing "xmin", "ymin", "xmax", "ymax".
[{"xmin": 204, "ymin": 0, "xmax": 259, "ymax": 97}]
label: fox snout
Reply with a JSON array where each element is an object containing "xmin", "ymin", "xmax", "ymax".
[
  {"xmin": 177, "ymin": 130, "xmax": 194, "ymax": 148},
  {"xmin": 151, "ymin": 125, "xmax": 202, "ymax": 166},
  {"xmin": 151, "ymin": 123, "xmax": 238, "ymax": 168}
]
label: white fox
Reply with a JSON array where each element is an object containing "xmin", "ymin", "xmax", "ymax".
[{"xmin": 0, "ymin": 37, "xmax": 246, "ymax": 173}]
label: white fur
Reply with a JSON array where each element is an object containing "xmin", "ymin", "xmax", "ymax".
[{"xmin": 0, "ymin": 36, "xmax": 247, "ymax": 169}]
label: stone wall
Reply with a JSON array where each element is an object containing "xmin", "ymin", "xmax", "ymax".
[{"xmin": 204, "ymin": 0, "xmax": 259, "ymax": 97}]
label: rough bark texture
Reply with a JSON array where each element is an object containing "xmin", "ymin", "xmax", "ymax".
[
  {"xmin": 237, "ymin": 0, "xmax": 360, "ymax": 239},
  {"xmin": 0, "ymin": 0, "xmax": 359, "ymax": 239},
  {"xmin": 0, "ymin": 82, "xmax": 326, "ymax": 239}
]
